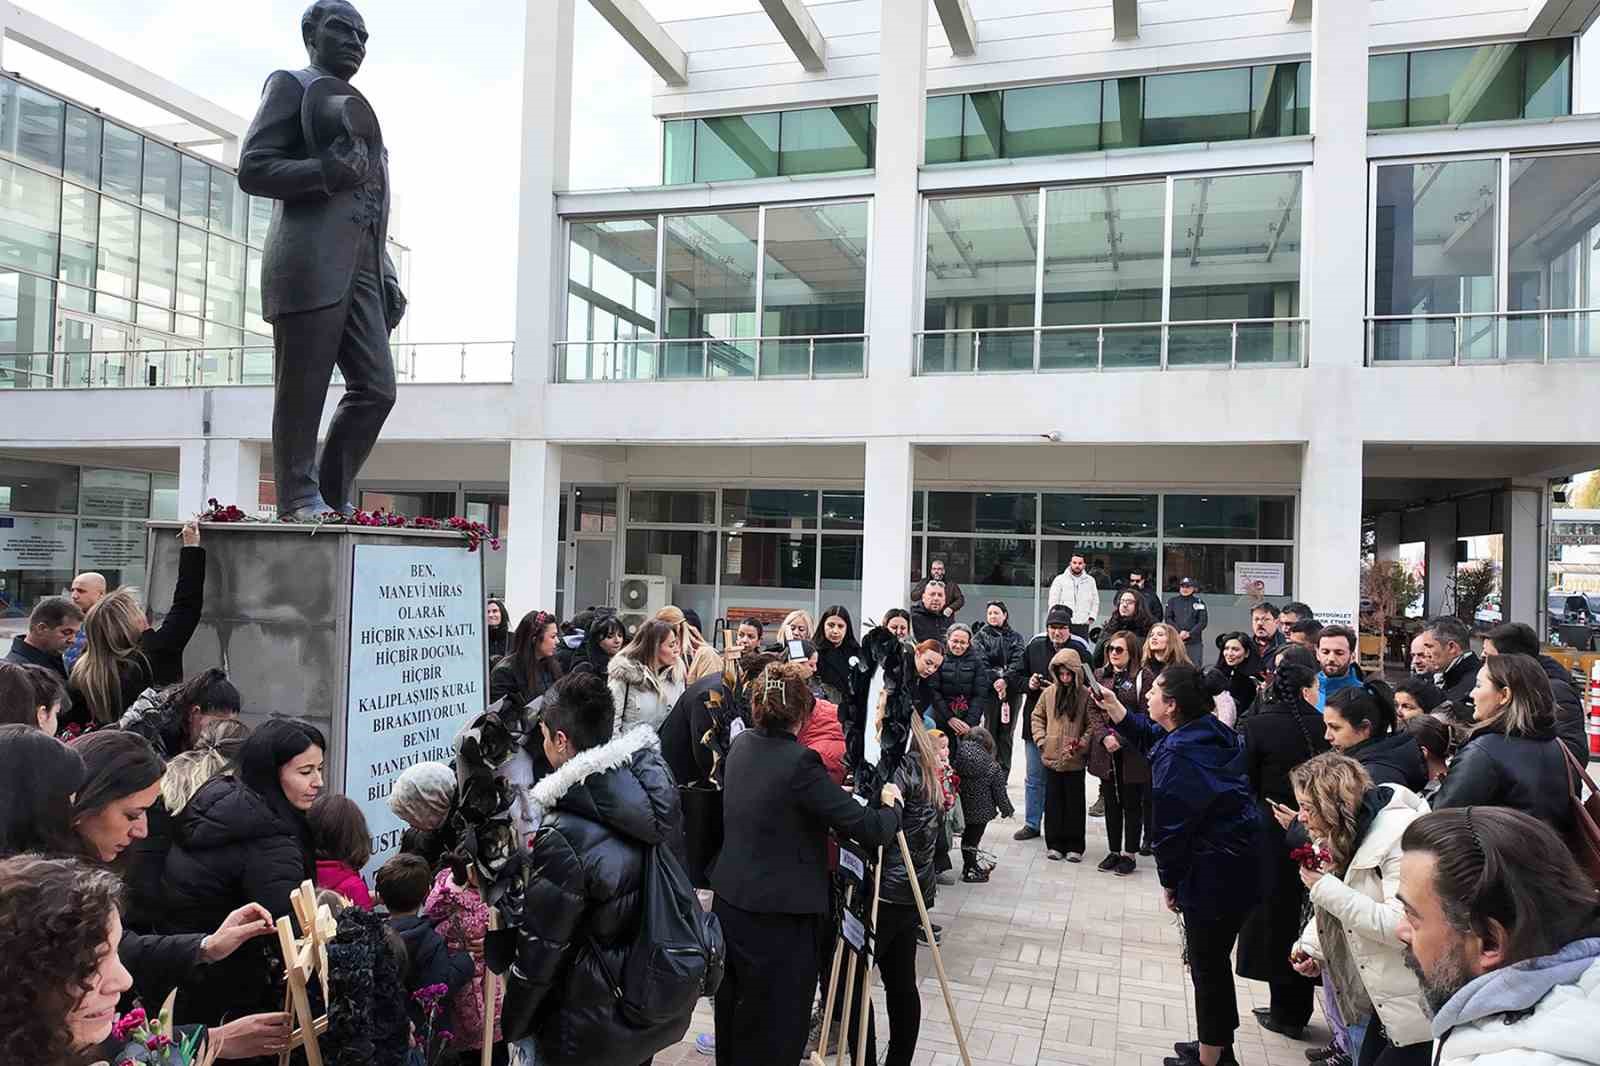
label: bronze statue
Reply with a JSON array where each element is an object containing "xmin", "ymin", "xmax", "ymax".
[{"xmin": 238, "ymin": 0, "xmax": 405, "ymax": 521}]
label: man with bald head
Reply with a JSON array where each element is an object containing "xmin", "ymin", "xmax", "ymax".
[{"xmin": 64, "ymin": 572, "xmax": 105, "ymax": 671}]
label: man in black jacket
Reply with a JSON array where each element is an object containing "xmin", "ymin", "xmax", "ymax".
[
  {"xmin": 910, "ymin": 558, "xmax": 965, "ymax": 620},
  {"xmin": 1007, "ymin": 605, "xmax": 1089, "ymax": 841},
  {"xmin": 1426, "ymin": 616, "xmax": 1480, "ymax": 720},
  {"xmin": 1164, "ymin": 577, "xmax": 1208, "ymax": 667},
  {"xmin": 5, "ymin": 595, "xmax": 81, "ymax": 681},
  {"xmin": 910, "ymin": 582, "xmax": 954, "ymax": 643},
  {"xmin": 1127, "ymin": 571, "xmax": 1163, "ymax": 620},
  {"xmin": 1248, "ymin": 603, "xmax": 1285, "ymax": 670},
  {"xmin": 1484, "ymin": 621, "xmax": 1588, "ymax": 764}
]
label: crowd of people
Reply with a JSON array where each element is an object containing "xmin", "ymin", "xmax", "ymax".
[{"xmin": 3, "ymin": 539, "xmax": 1599, "ymax": 1066}]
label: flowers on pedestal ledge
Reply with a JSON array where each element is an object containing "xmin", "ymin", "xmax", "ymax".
[{"xmin": 196, "ymin": 499, "xmax": 502, "ymax": 552}]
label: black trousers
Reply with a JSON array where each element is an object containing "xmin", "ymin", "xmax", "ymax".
[
  {"xmin": 986, "ymin": 691, "xmax": 1023, "ymax": 779},
  {"xmin": 1184, "ymin": 909, "xmax": 1248, "ymax": 1047},
  {"xmin": 1103, "ymin": 769, "xmax": 1145, "ymax": 854},
  {"xmin": 271, "ymin": 238, "xmax": 396, "ymax": 514},
  {"xmin": 1268, "ymin": 975, "xmax": 1317, "ymax": 1029},
  {"xmin": 1043, "ymin": 767, "xmax": 1087, "ymax": 854},
  {"xmin": 1359, "ymin": 1018, "xmax": 1432, "ymax": 1066},
  {"xmin": 844, "ymin": 902, "xmax": 921, "ymax": 1066},
  {"xmin": 960, "ymin": 822, "xmax": 988, "ymax": 871},
  {"xmin": 712, "ymin": 898, "xmax": 820, "ymax": 1066}
]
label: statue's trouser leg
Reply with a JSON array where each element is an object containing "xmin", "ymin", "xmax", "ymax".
[
  {"xmin": 319, "ymin": 242, "xmax": 396, "ymax": 513},
  {"xmin": 272, "ymin": 299, "xmax": 349, "ymax": 515}
]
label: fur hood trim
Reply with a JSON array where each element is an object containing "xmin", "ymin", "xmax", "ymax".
[
  {"xmin": 608, "ymin": 652, "xmax": 669, "ymax": 692},
  {"xmin": 529, "ymin": 724, "xmax": 660, "ymax": 815}
]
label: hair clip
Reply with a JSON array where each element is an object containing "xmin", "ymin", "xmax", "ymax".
[{"xmin": 762, "ymin": 673, "xmax": 787, "ymax": 697}]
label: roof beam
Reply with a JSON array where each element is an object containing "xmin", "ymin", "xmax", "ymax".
[
  {"xmin": 587, "ymin": 0, "xmax": 689, "ymax": 87},
  {"xmin": 1287, "ymin": 0, "xmax": 1312, "ymax": 20},
  {"xmin": 758, "ymin": 0, "xmax": 827, "ymax": 72},
  {"xmin": 932, "ymin": 0, "xmax": 978, "ymax": 57},
  {"xmin": 1528, "ymin": 0, "xmax": 1600, "ymax": 36},
  {"xmin": 1112, "ymin": 0, "xmax": 1139, "ymax": 40}
]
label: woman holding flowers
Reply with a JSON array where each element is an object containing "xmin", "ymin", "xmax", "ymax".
[{"xmin": 1288, "ymin": 753, "xmax": 1432, "ymax": 1066}]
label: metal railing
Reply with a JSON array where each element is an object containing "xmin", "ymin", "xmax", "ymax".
[
  {"xmin": 1367, "ymin": 309, "xmax": 1600, "ymax": 366},
  {"xmin": 0, "ymin": 341, "xmax": 514, "ymax": 389},
  {"xmin": 914, "ymin": 318, "xmax": 1309, "ymax": 375},
  {"xmin": 553, "ymin": 334, "xmax": 869, "ymax": 383}
]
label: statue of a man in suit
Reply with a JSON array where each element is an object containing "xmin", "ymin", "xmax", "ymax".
[{"xmin": 238, "ymin": 0, "xmax": 405, "ymax": 521}]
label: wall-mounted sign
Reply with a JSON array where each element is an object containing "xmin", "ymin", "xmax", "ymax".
[
  {"xmin": 0, "ymin": 516, "xmax": 75, "ymax": 571},
  {"xmin": 1234, "ymin": 562, "xmax": 1286, "ymax": 597}
]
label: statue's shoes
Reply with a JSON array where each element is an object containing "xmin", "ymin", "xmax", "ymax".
[{"xmin": 281, "ymin": 500, "xmax": 334, "ymax": 522}]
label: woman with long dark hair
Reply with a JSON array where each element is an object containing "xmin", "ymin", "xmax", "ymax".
[
  {"xmin": 1096, "ymin": 589, "xmax": 1155, "ymax": 667},
  {"xmin": 1090, "ymin": 631, "xmax": 1151, "ymax": 875},
  {"xmin": 0, "ymin": 659, "xmax": 61, "ymax": 731},
  {"xmin": 490, "ymin": 609, "xmax": 565, "ymax": 708},
  {"xmin": 1235, "ymin": 646, "xmax": 1329, "ymax": 1040},
  {"xmin": 814, "ymin": 605, "xmax": 862, "ymax": 709},
  {"xmin": 0, "ymin": 723, "xmax": 85, "ymax": 855},
  {"xmin": 1323, "ymin": 682, "xmax": 1427, "ymax": 792},
  {"xmin": 165, "ymin": 718, "xmax": 325, "ymax": 1026},
  {"xmin": 973, "ymin": 601, "xmax": 1025, "ymax": 777},
  {"xmin": 570, "ymin": 613, "xmax": 626, "ymax": 679},
  {"xmin": 1213, "ymin": 631, "xmax": 1261, "ymax": 718},
  {"xmin": 485, "ymin": 598, "xmax": 510, "ymax": 665}
]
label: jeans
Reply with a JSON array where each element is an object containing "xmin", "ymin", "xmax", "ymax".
[
  {"xmin": 1184, "ymin": 909, "xmax": 1248, "ymax": 1047},
  {"xmin": 1023, "ymin": 732, "xmax": 1045, "ymax": 830},
  {"xmin": 1043, "ymin": 767, "xmax": 1087, "ymax": 855},
  {"xmin": 1323, "ymin": 973, "xmax": 1350, "ymax": 1052}
]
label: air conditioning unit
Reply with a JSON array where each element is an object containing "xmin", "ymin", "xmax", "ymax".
[{"xmin": 617, "ymin": 573, "xmax": 671, "ymax": 632}]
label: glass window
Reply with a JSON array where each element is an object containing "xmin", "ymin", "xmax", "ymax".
[
  {"xmin": 567, "ymin": 215, "xmax": 658, "ymax": 358},
  {"xmin": 1408, "ymin": 44, "xmax": 1522, "ymax": 127},
  {"xmin": 1162, "ymin": 543, "xmax": 1292, "ymax": 596},
  {"xmin": 358, "ymin": 491, "xmax": 456, "ymax": 518},
  {"xmin": 723, "ymin": 489, "xmax": 817, "ymax": 529},
  {"xmin": 1003, "ymin": 82, "xmax": 1101, "ymax": 158},
  {"xmin": 1101, "ymin": 78, "xmax": 1142, "ymax": 149},
  {"xmin": 1368, "ymin": 53, "xmax": 1408, "ymax": 130},
  {"xmin": 1250, "ymin": 64, "xmax": 1301, "ymax": 139},
  {"xmin": 0, "ymin": 161, "xmax": 60, "ymax": 274},
  {"xmin": 1523, "ymin": 38, "xmax": 1572, "ymax": 120},
  {"xmin": 245, "ymin": 248, "xmax": 266, "ymax": 335},
  {"xmin": 151, "ymin": 473, "xmax": 178, "ymax": 521},
  {"xmin": 758, "ymin": 201, "xmax": 868, "ymax": 375},
  {"xmin": 0, "ymin": 271, "xmax": 54, "ymax": 369},
  {"xmin": 101, "ymin": 124, "xmax": 141, "ymax": 199},
  {"xmin": 926, "ymin": 535, "xmax": 1036, "ymax": 589},
  {"xmin": 0, "ymin": 80, "xmax": 64, "ymax": 172},
  {"xmin": 247, "ymin": 195, "xmax": 273, "ymax": 248},
  {"xmin": 819, "ymin": 535, "xmax": 864, "ymax": 619},
  {"xmin": 138, "ymin": 212, "xmax": 178, "ymax": 309},
  {"xmin": 59, "ymin": 185, "xmax": 96, "ymax": 289},
  {"xmin": 1042, "ymin": 494, "xmax": 1158, "ymax": 537},
  {"xmin": 629, "ymin": 489, "xmax": 715, "ymax": 524},
  {"xmin": 209, "ymin": 169, "xmax": 246, "ymax": 239},
  {"xmin": 821, "ymin": 491, "xmax": 864, "ymax": 529},
  {"xmin": 1162, "ymin": 494, "xmax": 1293, "ymax": 539},
  {"xmin": 179, "ymin": 155, "xmax": 209, "ymax": 223},
  {"xmin": 926, "ymin": 95, "xmax": 964, "ymax": 164},
  {"xmin": 573, "ymin": 486, "xmax": 617, "ymax": 532},
  {"xmin": 176, "ymin": 224, "xmax": 206, "ymax": 316},
  {"xmin": 625, "ymin": 529, "xmax": 716, "ymax": 585},
  {"xmin": 1372, "ymin": 159, "xmax": 1499, "ymax": 361},
  {"xmin": 926, "ymin": 492, "xmax": 1036, "ymax": 534},
  {"xmin": 663, "ymin": 119, "xmax": 695, "ymax": 184},
  {"xmin": 96, "ymin": 198, "xmax": 139, "ymax": 299},
  {"xmin": 694, "ymin": 113, "xmax": 778, "ymax": 182},
  {"xmin": 961, "ymin": 92, "xmax": 1002, "ymax": 161},
  {"xmin": 1143, "ymin": 67, "xmax": 1250, "ymax": 145},
  {"xmin": 1505, "ymin": 151, "xmax": 1600, "ymax": 357},
  {"xmin": 1169, "ymin": 171, "xmax": 1303, "ymax": 366},
  {"xmin": 722, "ymin": 530, "xmax": 815, "ymax": 589},
  {"xmin": 64, "ymin": 107, "xmax": 101, "ymax": 185},
  {"xmin": 141, "ymin": 142, "xmax": 180, "ymax": 215},
  {"xmin": 1040, "ymin": 181, "xmax": 1165, "ymax": 368},
  {"xmin": 779, "ymin": 105, "xmax": 871, "ymax": 176},
  {"xmin": 0, "ymin": 457, "xmax": 78, "ymax": 512},
  {"xmin": 80, "ymin": 468, "xmax": 151, "ymax": 519},
  {"xmin": 922, "ymin": 193, "xmax": 1039, "ymax": 372},
  {"xmin": 206, "ymin": 236, "xmax": 245, "ymax": 327},
  {"xmin": 1041, "ymin": 538, "xmax": 1156, "ymax": 625},
  {"xmin": 662, "ymin": 210, "xmax": 758, "ymax": 377}
]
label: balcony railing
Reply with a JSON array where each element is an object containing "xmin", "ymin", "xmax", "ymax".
[
  {"xmin": 0, "ymin": 342, "xmax": 515, "ymax": 388},
  {"xmin": 1367, "ymin": 310, "xmax": 1600, "ymax": 365},
  {"xmin": 915, "ymin": 318, "xmax": 1308, "ymax": 375},
  {"xmin": 554, "ymin": 334, "xmax": 869, "ymax": 382}
]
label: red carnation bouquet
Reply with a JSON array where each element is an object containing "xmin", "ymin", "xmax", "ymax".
[{"xmin": 1289, "ymin": 843, "xmax": 1332, "ymax": 872}]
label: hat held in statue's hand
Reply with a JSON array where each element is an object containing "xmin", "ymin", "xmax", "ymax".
[{"xmin": 300, "ymin": 75, "xmax": 381, "ymax": 160}]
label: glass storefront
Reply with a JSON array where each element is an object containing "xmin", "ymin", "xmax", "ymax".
[
  {"xmin": 0, "ymin": 74, "xmax": 273, "ymax": 390},
  {"xmin": 0, "ymin": 455, "xmax": 176, "ymax": 618}
]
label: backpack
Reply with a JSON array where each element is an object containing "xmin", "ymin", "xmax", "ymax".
[{"xmin": 592, "ymin": 842, "xmax": 725, "ymax": 1028}]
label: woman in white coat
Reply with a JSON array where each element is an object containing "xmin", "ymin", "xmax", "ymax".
[
  {"xmin": 1288, "ymin": 752, "xmax": 1432, "ymax": 1066},
  {"xmin": 606, "ymin": 618, "xmax": 685, "ymax": 735}
]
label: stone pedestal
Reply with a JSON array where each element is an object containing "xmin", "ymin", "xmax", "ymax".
[{"xmin": 147, "ymin": 521, "xmax": 487, "ymax": 868}]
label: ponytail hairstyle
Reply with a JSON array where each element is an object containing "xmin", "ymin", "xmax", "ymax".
[
  {"xmin": 1155, "ymin": 664, "xmax": 1227, "ymax": 726},
  {"xmin": 1326, "ymin": 679, "xmax": 1399, "ymax": 739},
  {"xmin": 1266, "ymin": 645, "xmax": 1319, "ymax": 707}
]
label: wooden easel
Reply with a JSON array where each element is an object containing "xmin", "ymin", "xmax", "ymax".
[
  {"xmin": 480, "ymin": 909, "xmax": 499, "ymax": 1066},
  {"xmin": 895, "ymin": 830, "xmax": 972, "ymax": 1066},
  {"xmin": 276, "ymin": 880, "xmax": 334, "ymax": 1066}
]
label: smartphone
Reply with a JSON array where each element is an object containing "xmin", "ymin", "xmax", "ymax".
[
  {"xmin": 786, "ymin": 638, "xmax": 808, "ymax": 662},
  {"xmin": 1079, "ymin": 660, "xmax": 1111, "ymax": 700}
]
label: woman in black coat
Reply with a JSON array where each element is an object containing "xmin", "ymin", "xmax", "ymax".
[
  {"xmin": 815, "ymin": 605, "xmax": 863, "ymax": 711},
  {"xmin": 490, "ymin": 609, "xmax": 564, "ymax": 708},
  {"xmin": 569, "ymin": 614, "xmax": 626, "ymax": 680},
  {"xmin": 926, "ymin": 624, "xmax": 989, "ymax": 736},
  {"xmin": 706, "ymin": 663, "xmax": 903, "ymax": 1066},
  {"xmin": 1235, "ymin": 649, "xmax": 1329, "ymax": 1038},
  {"xmin": 1213, "ymin": 631, "xmax": 1261, "ymax": 718},
  {"xmin": 485, "ymin": 598, "xmax": 510, "ymax": 665},
  {"xmin": 1322, "ymin": 682, "xmax": 1427, "ymax": 792},
  {"xmin": 164, "ymin": 718, "xmax": 324, "ymax": 1027},
  {"xmin": 974, "ymin": 601, "xmax": 1026, "ymax": 775}
]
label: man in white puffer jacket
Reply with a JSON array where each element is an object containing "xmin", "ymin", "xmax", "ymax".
[{"xmin": 1396, "ymin": 806, "xmax": 1600, "ymax": 1065}]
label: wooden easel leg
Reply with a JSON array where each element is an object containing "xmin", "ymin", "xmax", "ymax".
[
  {"xmin": 831, "ymin": 938, "xmax": 859, "ymax": 1066},
  {"xmin": 897, "ymin": 830, "xmax": 973, "ymax": 1066},
  {"xmin": 810, "ymin": 882, "xmax": 855, "ymax": 1066},
  {"xmin": 481, "ymin": 909, "xmax": 500, "ymax": 1066},
  {"xmin": 852, "ymin": 847, "xmax": 885, "ymax": 1066}
]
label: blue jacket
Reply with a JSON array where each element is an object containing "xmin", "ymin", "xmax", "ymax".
[
  {"xmin": 1114, "ymin": 712, "xmax": 1263, "ymax": 920},
  {"xmin": 1317, "ymin": 666, "xmax": 1364, "ymax": 710}
]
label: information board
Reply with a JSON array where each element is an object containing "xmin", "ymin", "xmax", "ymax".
[
  {"xmin": 76, "ymin": 519, "xmax": 147, "ymax": 571},
  {"xmin": 345, "ymin": 543, "xmax": 485, "ymax": 873},
  {"xmin": 0, "ymin": 515, "xmax": 75, "ymax": 570},
  {"xmin": 1234, "ymin": 562, "xmax": 1286, "ymax": 597}
]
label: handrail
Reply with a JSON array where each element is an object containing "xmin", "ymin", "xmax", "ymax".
[
  {"xmin": 553, "ymin": 334, "xmax": 869, "ymax": 383},
  {"xmin": 914, "ymin": 317, "xmax": 1308, "ymax": 373},
  {"xmin": 1365, "ymin": 308, "xmax": 1600, "ymax": 366}
]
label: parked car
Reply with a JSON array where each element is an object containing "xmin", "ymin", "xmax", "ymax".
[
  {"xmin": 1549, "ymin": 591, "xmax": 1600, "ymax": 629},
  {"xmin": 1474, "ymin": 595, "xmax": 1502, "ymax": 626}
]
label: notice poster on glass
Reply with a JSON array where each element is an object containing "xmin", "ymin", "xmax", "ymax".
[
  {"xmin": 0, "ymin": 516, "xmax": 75, "ymax": 570},
  {"xmin": 344, "ymin": 543, "xmax": 485, "ymax": 873},
  {"xmin": 80, "ymin": 469, "xmax": 151, "ymax": 519},
  {"xmin": 1234, "ymin": 561, "xmax": 1285, "ymax": 597},
  {"xmin": 76, "ymin": 520, "xmax": 148, "ymax": 571}
]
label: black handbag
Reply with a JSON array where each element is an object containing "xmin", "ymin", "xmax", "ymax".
[{"xmin": 679, "ymin": 781, "xmax": 725, "ymax": 890}]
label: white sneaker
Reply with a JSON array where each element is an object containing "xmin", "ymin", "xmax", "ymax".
[
  {"xmin": 1047, "ymin": 849, "xmax": 1064, "ymax": 861},
  {"xmin": 1065, "ymin": 852, "xmax": 1083, "ymax": 863}
]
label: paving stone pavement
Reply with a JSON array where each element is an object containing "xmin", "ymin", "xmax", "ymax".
[{"xmin": 657, "ymin": 737, "xmax": 1330, "ymax": 1066}]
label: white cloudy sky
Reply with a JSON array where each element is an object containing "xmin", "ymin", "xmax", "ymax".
[{"xmin": 15, "ymin": 0, "xmax": 757, "ymax": 343}]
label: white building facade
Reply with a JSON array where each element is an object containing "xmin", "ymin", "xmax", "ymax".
[{"xmin": 5, "ymin": 1, "xmax": 1600, "ymax": 646}]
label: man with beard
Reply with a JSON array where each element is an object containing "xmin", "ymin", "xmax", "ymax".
[{"xmin": 1396, "ymin": 807, "xmax": 1600, "ymax": 1064}]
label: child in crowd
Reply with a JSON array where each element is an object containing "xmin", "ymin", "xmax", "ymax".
[
  {"xmin": 929, "ymin": 728, "xmax": 960, "ymax": 885},
  {"xmin": 376, "ymin": 854, "xmax": 476, "ymax": 1036},
  {"xmin": 950, "ymin": 726, "xmax": 1014, "ymax": 882},
  {"xmin": 423, "ymin": 860, "xmax": 504, "ymax": 1061},
  {"xmin": 310, "ymin": 793, "xmax": 375, "ymax": 909}
]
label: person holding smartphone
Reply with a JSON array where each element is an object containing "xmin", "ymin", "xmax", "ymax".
[{"xmin": 1029, "ymin": 648, "xmax": 1094, "ymax": 862}]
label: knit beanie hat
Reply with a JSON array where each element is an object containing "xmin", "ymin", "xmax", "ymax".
[{"xmin": 388, "ymin": 761, "xmax": 456, "ymax": 831}]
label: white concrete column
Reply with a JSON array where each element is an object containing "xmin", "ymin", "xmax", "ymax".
[
  {"xmin": 505, "ymin": 441, "xmax": 563, "ymax": 616},
  {"xmin": 1298, "ymin": 433, "xmax": 1364, "ymax": 626},
  {"xmin": 861, "ymin": 437, "xmax": 913, "ymax": 628},
  {"xmin": 1500, "ymin": 482, "xmax": 1547, "ymax": 634},
  {"xmin": 1306, "ymin": 0, "xmax": 1369, "ymax": 367},
  {"xmin": 1374, "ymin": 512, "xmax": 1402, "ymax": 564},
  {"xmin": 866, "ymin": 0, "xmax": 927, "ymax": 386},
  {"xmin": 1425, "ymin": 502, "xmax": 1459, "ymax": 619},
  {"xmin": 512, "ymin": 0, "xmax": 575, "ymax": 391},
  {"xmin": 177, "ymin": 438, "xmax": 262, "ymax": 519}
]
